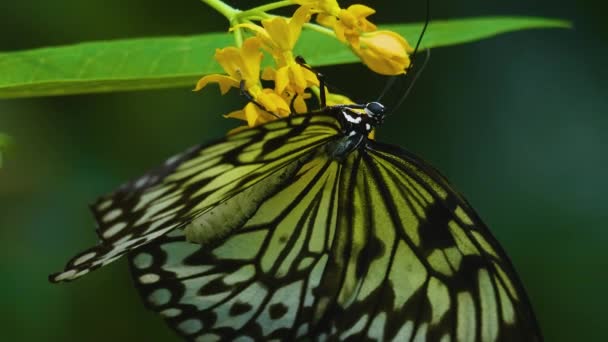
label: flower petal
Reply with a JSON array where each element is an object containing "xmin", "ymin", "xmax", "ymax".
[
  {"xmin": 293, "ymin": 0, "xmax": 340, "ymax": 15},
  {"xmin": 289, "ymin": 63, "xmax": 308, "ymax": 93},
  {"xmin": 274, "ymin": 66, "xmax": 290, "ymax": 95},
  {"xmin": 347, "ymin": 4, "xmax": 376, "ymax": 20},
  {"xmin": 213, "ymin": 37, "xmax": 264, "ymax": 87},
  {"xmin": 224, "ymin": 108, "xmax": 247, "ymax": 120},
  {"xmin": 258, "ymin": 90, "xmax": 291, "ymax": 117},
  {"xmin": 353, "ymin": 30, "xmax": 412, "ymax": 75},
  {"xmin": 244, "ymin": 102, "xmax": 262, "ymax": 127},
  {"xmin": 261, "ymin": 17, "xmax": 291, "ymax": 51},
  {"xmin": 347, "ymin": 4, "xmax": 377, "ymax": 32},
  {"xmin": 288, "ymin": 5, "xmax": 313, "ymax": 45},
  {"xmin": 194, "ymin": 74, "xmax": 239, "ymax": 94},
  {"xmin": 291, "ymin": 94, "xmax": 309, "ymax": 114},
  {"xmin": 238, "ymin": 37, "xmax": 264, "ymax": 84},
  {"xmin": 261, "ymin": 67, "xmax": 277, "ymax": 81},
  {"xmin": 235, "ymin": 24, "xmax": 273, "ymax": 48},
  {"xmin": 316, "ymin": 13, "xmax": 337, "ymax": 28}
]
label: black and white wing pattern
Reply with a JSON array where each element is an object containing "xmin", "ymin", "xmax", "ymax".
[
  {"xmin": 129, "ymin": 136, "xmax": 542, "ymax": 341},
  {"xmin": 50, "ymin": 115, "xmax": 341, "ymax": 282}
]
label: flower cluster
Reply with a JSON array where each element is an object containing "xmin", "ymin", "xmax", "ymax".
[
  {"xmin": 295, "ymin": 0, "xmax": 413, "ymax": 75},
  {"xmin": 196, "ymin": 0, "xmax": 412, "ymax": 129}
]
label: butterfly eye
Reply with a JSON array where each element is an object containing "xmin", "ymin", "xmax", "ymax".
[{"xmin": 365, "ymin": 101, "xmax": 385, "ymax": 118}]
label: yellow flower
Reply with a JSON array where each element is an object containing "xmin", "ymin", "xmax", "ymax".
[
  {"xmin": 316, "ymin": 4, "xmax": 377, "ymax": 46},
  {"xmin": 296, "ymin": 2, "xmax": 411, "ymax": 75},
  {"xmin": 262, "ymin": 67, "xmax": 311, "ymax": 113},
  {"xmin": 194, "ymin": 37, "xmax": 263, "ymax": 95},
  {"xmin": 289, "ymin": 92, "xmax": 310, "ymax": 113},
  {"xmin": 195, "ymin": 1, "xmax": 412, "ymax": 130},
  {"xmin": 224, "ymin": 89, "xmax": 290, "ymax": 127},
  {"xmin": 351, "ymin": 30, "xmax": 413, "ymax": 75},
  {"xmin": 261, "ymin": 63, "xmax": 317, "ymax": 100},
  {"xmin": 238, "ymin": 6, "xmax": 319, "ymax": 95},
  {"xmin": 292, "ymin": 0, "xmax": 340, "ymax": 16},
  {"xmin": 194, "ymin": 37, "xmax": 291, "ymax": 127}
]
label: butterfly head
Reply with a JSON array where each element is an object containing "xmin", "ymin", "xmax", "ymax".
[{"xmin": 365, "ymin": 101, "xmax": 386, "ymax": 126}]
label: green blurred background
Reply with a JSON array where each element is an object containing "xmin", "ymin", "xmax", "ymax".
[{"xmin": 1, "ymin": 0, "xmax": 605, "ymax": 341}]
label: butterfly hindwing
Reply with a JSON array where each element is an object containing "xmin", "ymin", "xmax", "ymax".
[
  {"xmin": 50, "ymin": 115, "xmax": 341, "ymax": 282},
  {"xmin": 128, "ymin": 138, "xmax": 541, "ymax": 341}
]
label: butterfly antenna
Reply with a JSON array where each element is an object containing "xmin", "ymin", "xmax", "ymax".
[
  {"xmin": 388, "ymin": 48, "xmax": 430, "ymax": 115},
  {"xmin": 409, "ymin": 0, "xmax": 431, "ymax": 69},
  {"xmin": 376, "ymin": 76, "xmax": 397, "ymax": 103},
  {"xmin": 379, "ymin": 0, "xmax": 430, "ymax": 109}
]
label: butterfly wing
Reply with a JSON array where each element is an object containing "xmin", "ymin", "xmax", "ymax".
[
  {"xmin": 325, "ymin": 141, "xmax": 542, "ymax": 341},
  {"xmin": 50, "ymin": 114, "xmax": 341, "ymax": 282},
  {"xmin": 129, "ymin": 139, "xmax": 541, "ymax": 341},
  {"xmin": 129, "ymin": 154, "xmax": 343, "ymax": 340}
]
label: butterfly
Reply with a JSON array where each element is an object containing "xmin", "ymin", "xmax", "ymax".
[{"xmin": 50, "ymin": 95, "xmax": 542, "ymax": 340}]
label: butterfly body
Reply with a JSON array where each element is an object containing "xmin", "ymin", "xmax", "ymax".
[
  {"xmin": 315, "ymin": 101, "xmax": 383, "ymax": 160},
  {"xmin": 51, "ymin": 105, "xmax": 541, "ymax": 341}
]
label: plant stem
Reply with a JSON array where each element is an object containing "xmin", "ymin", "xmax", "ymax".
[
  {"xmin": 200, "ymin": 0, "xmax": 244, "ymax": 46},
  {"xmin": 200, "ymin": 0, "xmax": 239, "ymax": 20},
  {"xmin": 233, "ymin": 27, "xmax": 244, "ymax": 47},
  {"xmin": 200, "ymin": 0, "xmax": 329, "ymax": 47},
  {"xmin": 303, "ymin": 22, "xmax": 336, "ymax": 38},
  {"xmin": 244, "ymin": 0, "xmax": 294, "ymax": 15},
  {"xmin": 236, "ymin": 1, "xmax": 294, "ymax": 22}
]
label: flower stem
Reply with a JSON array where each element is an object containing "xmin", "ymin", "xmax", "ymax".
[
  {"xmin": 200, "ymin": 0, "xmax": 335, "ymax": 50},
  {"xmin": 200, "ymin": 0, "xmax": 244, "ymax": 46},
  {"xmin": 200, "ymin": 0, "xmax": 239, "ymax": 20},
  {"xmin": 243, "ymin": 0, "xmax": 294, "ymax": 16},
  {"xmin": 303, "ymin": 22, "xmax": 337, "ymax": 38}
]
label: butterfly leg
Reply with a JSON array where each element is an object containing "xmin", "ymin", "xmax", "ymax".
[
  {"xmin": 295, "ymin": 56, "xmax": 327, "ymax": 109},
  {"xmin": 239, "ymin": 80, "xmax": 282, "ymax": 120},
  {"xmin": 295, "ymin": 57, "xmax": 369, "ymax": 114},
  {"xmin": 288, "ymin": 93, "xmax": 300, "ymax": 116}
]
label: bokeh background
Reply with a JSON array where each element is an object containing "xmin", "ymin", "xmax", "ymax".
[{"xmin": 1, "ymin": 0, "xmax": 605, "ymax": 341}]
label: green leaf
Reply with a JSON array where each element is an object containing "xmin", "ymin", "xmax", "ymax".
[
  {"xmin": 298, "ymin": 16, "xmax": 570, "ymax": 66},
  {"xmin": 395, "ymin": 16, "xmax": 572, "ymax": 50},
  {"xmin": 0, "ymin": 16, "xmax": 569, "ymax": 99}
]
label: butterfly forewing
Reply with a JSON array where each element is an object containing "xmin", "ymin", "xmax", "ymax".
[
  {"xmin": 50, "ymin": 115, "xmax": 341, "ymax": 282},
  {"xmin": 130, "ymin": 153, "xmax": 343, "ymax": 340}
]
